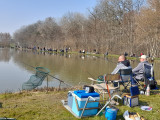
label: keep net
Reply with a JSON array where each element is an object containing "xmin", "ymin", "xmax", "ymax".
[{"xmin": 22, "ymin": 67, "xmax": 50, "ymax": 90}]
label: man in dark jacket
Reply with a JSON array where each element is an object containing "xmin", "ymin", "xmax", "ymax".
[{"xmin": 111, "ymin": 55, "xmax": 131, "ymax": 74}]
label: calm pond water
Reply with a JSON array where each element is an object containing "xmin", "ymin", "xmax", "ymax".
[{"xmin": 0, "ymin": 48, "xmax": 160, "ymax": 93}]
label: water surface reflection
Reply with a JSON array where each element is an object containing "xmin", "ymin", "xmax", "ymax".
[{"xmin": 0, "ymin": 48, "xmax": 159, "ymax": 93}]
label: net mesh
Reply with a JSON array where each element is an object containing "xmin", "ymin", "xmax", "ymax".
[{"xmin": 22, "ymin": 67, "xmax": 50, "ymax": 90}]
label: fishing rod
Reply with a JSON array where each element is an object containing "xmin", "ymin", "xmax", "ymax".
[
  {"xmin": 80, "ymin": 57, "xmax": 116, "ymax": 80},
  {"xmin": 22, "ymin": 62, "xmax": 73, "ymax": 87},
  {"xmin": 103, "ymin": 56, "xmax": 118, "ymax": 64},
  {"xmin": 86, "ymin": 71, "xmax": 96, "ymax": 80},
  {"xmin": 47, "ymin": 74, "xmax": 72, "ymax": 87}
]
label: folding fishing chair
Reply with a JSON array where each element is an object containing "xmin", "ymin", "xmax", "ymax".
[
  {"xmin": 88, "ymin": 74, "xmax": 122, "ymax": 116},
  {"xmin": 88, "ymin": 74, "xmax": 121, "ymax": 100},
  {"xmin": 119, "ymin": 68, "xmax": 134, "ymax": 92},
  {"xmin": 134, "ymin": 64, "xmax": 156, "ymax": 90}
]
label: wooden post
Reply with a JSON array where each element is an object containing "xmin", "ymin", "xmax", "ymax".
[
  {"xmin": 47, "ymin": 76, "xmax": 48, "ymax": 93},
  {"xmin": 59, "ymin": 81, "xmax": 62, "ymax": 90}
]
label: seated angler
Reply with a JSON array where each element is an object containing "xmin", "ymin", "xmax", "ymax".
[
  {"xmin": 132, "ymin": 55, "xmax": 150, "ymax": 81},
  {"xmin": 111, "ymin": 55, "xmax": 131, "ymax": 74}
]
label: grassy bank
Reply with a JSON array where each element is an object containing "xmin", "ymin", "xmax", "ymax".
[{"xmin": 0, "ymin": 85, "xmax": 160, "ymax": 120}]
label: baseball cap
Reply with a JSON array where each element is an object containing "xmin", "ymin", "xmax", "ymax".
[{"xmin": 139, "ymin": 55, "xmax": 147, "ymax": 59}]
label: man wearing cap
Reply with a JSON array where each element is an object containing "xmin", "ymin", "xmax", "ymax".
[{"xmin": 132, "ymin": 55, "xmax": 151, "ymax": 80}]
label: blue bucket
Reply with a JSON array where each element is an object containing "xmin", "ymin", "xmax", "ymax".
[{"xmin": 105, "ymin": 108, "xmax": 117, "ymax": 120}]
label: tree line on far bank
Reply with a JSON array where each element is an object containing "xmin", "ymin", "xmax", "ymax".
[
  {"xmin": 1, "ymin": 0, "xmax": 160, "ymax": 57},
  {"xmin": 0, "ymin": 33, "xmax": 11, "ymax": 47}
]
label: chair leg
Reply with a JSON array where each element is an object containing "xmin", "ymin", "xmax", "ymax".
[
  {"xmin": 134, "ymin": 80, "xmax": 144, "ymax": 89},
  {"xmin": 120, "ymin": 82, "xmax": 129, "ymax": 93},
  {"xmin": 122, "ymin": 82, "xmax": 126, "ymax": 89},
  {"xmin": 126, "ymin": 81, "xmax": 131, "ymax": 87},
  {"xmin": 122, "ymin": 88, "xmax": 129, "ymax": 93}
]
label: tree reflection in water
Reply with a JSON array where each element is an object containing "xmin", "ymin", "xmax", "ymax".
[{"xmin": 0, "ymin": 48, "xmax": 159, "ymax": 93}]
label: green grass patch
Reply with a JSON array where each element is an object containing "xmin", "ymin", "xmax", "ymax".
[{"xmin": 0, "ymin": 87, "xmax": 160, "ymax": 120}]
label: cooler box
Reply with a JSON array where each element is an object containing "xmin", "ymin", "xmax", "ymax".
[
  {"xmin": 72, "ymin": 90, "xmax": 100, "ymax": 117},
  {"xmin": 123, "ymin": 94, "xmax": 139, "ymax": 107}
]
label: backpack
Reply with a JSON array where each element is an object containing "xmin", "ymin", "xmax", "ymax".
[{"xmin": 145, "ymin": 77, "xmax": 157, "ymax": 89}]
